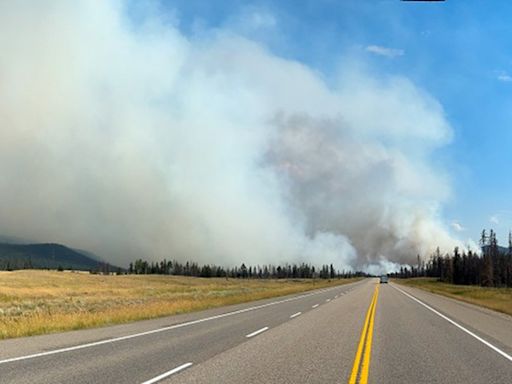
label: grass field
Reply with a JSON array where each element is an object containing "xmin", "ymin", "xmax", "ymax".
[
  {"xmin": 394, "ymin": 278, "xmax": 512, "ymax": 316},
  {"xmin": 0, "ymin": 270, "xmax": 360, "ymax": 339}
]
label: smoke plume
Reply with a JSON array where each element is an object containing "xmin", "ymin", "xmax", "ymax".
[{"xmin": 0, "ymin": 1, "xmax": 461, "ymax": 271}]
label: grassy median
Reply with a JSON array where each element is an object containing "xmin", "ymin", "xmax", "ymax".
[
  {"xmin": 394, "ymin": 278, "xmax": 512, "ymax": 316},
  {"xmin": 0, "ymin": 270, "xmax": 360, "ymax": 339}
]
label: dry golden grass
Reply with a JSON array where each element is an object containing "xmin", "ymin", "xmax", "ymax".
[
  {"xmin": 395, "ymin": 278, "xmax": 512, "ymax": 316},
  {"xmin": 0, "ymin": 270, "xmax": 359, "ymax": 339}
]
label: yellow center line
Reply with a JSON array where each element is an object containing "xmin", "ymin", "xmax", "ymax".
[
  {"xmin": 348, "ymin": 284, "xmax": 379, "ymax": 384},
  {"xmin": 348, "ymin": 288, "xmax": 376, "ymax": 384},
  {"xmin": 360, "ymin": 285, "xmax": 379, "ymax": 383}
]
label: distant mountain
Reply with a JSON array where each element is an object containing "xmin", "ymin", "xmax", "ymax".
[
  {"xmin": 0, "ymin": 242, "xmax": 109, "ymax": 271},
  {"xmin": 71, "ymin": 247, "xmax": 102, "ymax": 262},
  {"xmin": 0, "ymin": 234, "xmax": 33, "ymax": 244}
]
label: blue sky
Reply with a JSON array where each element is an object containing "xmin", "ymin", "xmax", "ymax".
[
  {"xmin": 155, "ymin": 0, "xmax": 512, "ymax": 246},
  {"xmin": 4, "ymin": 0, "xmax": 511, "ymax": 266}
]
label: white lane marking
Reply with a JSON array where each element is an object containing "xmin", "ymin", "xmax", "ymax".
[
  {"xmin": 246, "ymin": 327, "xmax": 269, "ymax": 338},
  {"xmin": 141, "ymin": 362, "xmax": 193, "ymax": 384},
  {"xmin": 393, "ymin": 285, "xmax": 512, "ymax": 363},
  {"xmin": 312, "ymin": 304, "xmax": 319, "ymax": 308},
  {"xmin": 326, "ymin": 299, "xmax": 331, "ymax": 302},
  {"xmin": 0, "ymin": 283, "xmax": 356, "ymax": 365},
  {"xmin": 335, "ymin": 295, "xmax": 338, "ymax": 299},
  {"xmin": 290, "ymin": 312, "xmax": 302, "ymax": 319}
]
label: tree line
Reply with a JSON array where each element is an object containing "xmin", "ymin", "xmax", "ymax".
[
  {"xmin": 0, "ymin": 258, "xmax": 34, "ymax": 271},
  {"xmin": 391, "ymin": 229, "xmax": 512, "ymax": 287},
  {"xmin": 128, "ymin": 259, "xmax": 365, "ymax": 279},
  {"xmin": 0, "ymin": 258, "xmax": 120, "ymax": 274}
]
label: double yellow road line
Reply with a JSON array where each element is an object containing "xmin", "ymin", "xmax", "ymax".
[{"xmin": 348, "ymin": 284, "xmax": 380, "ymax": 384}]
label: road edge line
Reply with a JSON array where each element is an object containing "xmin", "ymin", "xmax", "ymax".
[
  {"xmin": 0, "ymin": 282, "xmax": 362, "ymax": 365},
  {"xmin": 392, "ymin": 284, "xmax": 512, "ymax": 363}
]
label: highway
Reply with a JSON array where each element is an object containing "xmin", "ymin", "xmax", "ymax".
[{"xmin": 1, "ymin": 279, "xmax": 511, "ymax": 383}]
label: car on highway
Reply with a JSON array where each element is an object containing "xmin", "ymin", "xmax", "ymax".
[{"xmin": 380, "ymin": 275, "xmax": 389, "ymax": 283}]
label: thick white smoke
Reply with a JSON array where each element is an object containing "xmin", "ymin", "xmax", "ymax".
[{"xmin": 0, "ymin": 1, "xmax": 461, "ymax": 271}]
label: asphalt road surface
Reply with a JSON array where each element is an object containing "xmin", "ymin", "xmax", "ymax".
[{"xmin": 1, "ymin": 278, "xmax": 511, "ymax": 383}]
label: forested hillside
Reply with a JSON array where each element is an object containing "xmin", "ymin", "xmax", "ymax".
[
  {"xmin": 0, "ymin": 242, "xmax": 104, "ymax": 271},
  {"xmin": 393, "ymin": 229, "xmax": 512, "ymax": 287}
]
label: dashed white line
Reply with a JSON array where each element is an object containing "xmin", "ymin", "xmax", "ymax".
[
  {"xmin": 246, "ymin": 327, "xmax": 269, "ymax": 338},
  {"xmin": 393, "ymin": 284, "xmax": 512, "ymax": 363},
  {"xmin": 312, "ymin": 304, "xmax": 319, "ymax": 308},
  {"xmin": 335, "ymin": 295, "xmax": 338, "ymax": 299},
  {"xmin": 0, "ymin": 283, "xmax": 355, "ymax": 365},
  {"xmin": 290, "ymin": 312, "xmax": 302, "ymax": 319},
  {"xmin": 326, "ymin": 299, "xmax": 331, "ymax": 302},
  {"xmin": 141, "ymin": 362, "xmax": 193, "ymax": 384}
]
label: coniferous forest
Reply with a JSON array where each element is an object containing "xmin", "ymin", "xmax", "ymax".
[
  {"xmin": 127, "ymin": 259, "xmax": 366, "ymax": 279},
  {"xmin": 3, "ymin": 230, "xmax": 511, "ymax": 288},
  {"xmin": 391, "ymin": 229, "xmax": 512, "ymax": 288}
]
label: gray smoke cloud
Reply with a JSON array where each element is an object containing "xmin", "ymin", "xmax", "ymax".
[{"xmin": 0, "ymin": 1, "xmax": 463, "ymax": 271}]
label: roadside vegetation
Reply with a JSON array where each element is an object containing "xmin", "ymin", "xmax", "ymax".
[
  {"xmin": 394, "ymin": 277, "xmax": 512, "ymax": 316},
  {"xmin": 0, "ymin": 270, "xmax": 360, "ymax": 339},
  {"xmin": 392, "ymin": 230, "xmax": 512, "ymax": 288},
  {"xmin": 390, "ymin": 229, "xmax": 512, "ymax": 316}
]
